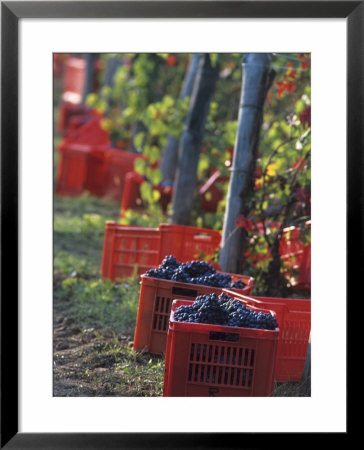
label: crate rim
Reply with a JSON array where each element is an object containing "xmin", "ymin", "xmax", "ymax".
[
  {"xmin": 140, "ymin": 272, "xmax": 255, "ymax": 290},
  {"xmin": 222, "ymin": 288, "xmax": 311, "ymax": 305}
]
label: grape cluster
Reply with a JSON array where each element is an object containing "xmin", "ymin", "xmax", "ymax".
[
  {"xmin": 229, "ymin": 279, "xmax": 248, "ymax": 289},
  {"xmin": 174, "ymin": 293, "xmax": 278, "ymax": 331},
  {"xmin": 174, "ymin": 293, "xmax": 230, "ymax": 325},
  {"xmin": 145, "ymin": 255, "xmax": 181, "ymax": 280},
  {"xmin": 145, "ymin": 256, "xmax": 246, "ymax": 289}
]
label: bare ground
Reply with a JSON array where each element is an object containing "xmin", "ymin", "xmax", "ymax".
[{"xmin": 53, "ymin": 313, "xmax": 130, "ymax": 396}]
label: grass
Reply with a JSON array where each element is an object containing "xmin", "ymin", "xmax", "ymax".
[
  {"xmin": 56, "ymin": 277, "xmax": 140, "ymax": 334},
  {"xmin": 53, "ymin": 193, "xmax": 165, "ymax": 396},
  {"xmin": 80, "ymin": 336, "xmax": 165, "ymax": 397},
  {"xmin": 54, "ymin": 194, "xmax": 120, "ymax": 278},
  {"xmin": 53, "ymin": 191, "xmax": 139, "ymax": 333}
]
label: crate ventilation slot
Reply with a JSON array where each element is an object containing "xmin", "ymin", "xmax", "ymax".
[{"xmin": 188, "ymin": 342, "xmax": 255, "ymax": 387}]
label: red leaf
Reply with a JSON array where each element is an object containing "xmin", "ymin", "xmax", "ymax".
[
  {"xmin": 288, "ymin": 69, "xmax": 297, "ymax": 79},
  {"xmin": 300, "ymin": 106, "xmax": 311, "ymax": 126},
  {"xmin": 235, "ymin": 215, "xmax": 254, "ymax": 232},
  {"xmin": 166, "ymin": 54, "xmax": 177, "ymax": 66},
  {"xmin": 287, "ymin": 82, "xmax": 296, "ymax": 93}
]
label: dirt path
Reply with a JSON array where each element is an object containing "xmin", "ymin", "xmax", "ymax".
[{"xmin": 53, "ymin": 312, "xmax": 132, "ymax": 396}]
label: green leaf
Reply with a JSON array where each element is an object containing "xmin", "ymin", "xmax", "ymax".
[
  {"xmin": 96, "ymin": 99, "xmax": 108, "ymax": 113},
  {"xmin": 140, "ymin": 182, "xmax": 153, "ymax": 203},
  {"xmin": 198, "ymin": 153, "xmax": 210, "ymax": 175},
  {"xmin": 295, "ymin": 99, "xmax": 305, "ymax": 114},
  {"xmin": 133, "ymin": 132, "xmax": 145, "ymax": 150},
  {"xmin": 210, "ymin": 53, "xmax": 219, "ymax": 67},
  {"xmin": 85, "ymin": 93, "xmax": 98, "ymax": 107},
  {"xmin": 134, "ymin": 158, "xmax": 146, "ymax": 175},
  {"xmin": 152, "ymin": 190, "xmax": 161, "ymax": 202},
  {"xmin": 148, "ymin": 168, "xmax": 162, "ymax": 185},
  {"xmin": 149, "ymin": 146, "xmax": 160, "ymax": 164},
  {"xmin": 100, "ymin": 86, "xmax": 112, "ymax": 98}
]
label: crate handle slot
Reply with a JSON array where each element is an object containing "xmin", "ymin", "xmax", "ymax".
[
  {"xmin": 172, "ymin": 287, "xmax": 198, "ymax": 298},
  {"xmin": 209, "ymin": 331, "xmax": 239, "ymax": 342},
  {"xmin": 193, "ymin": 233, "xmax": 212, "ymax": 239}
]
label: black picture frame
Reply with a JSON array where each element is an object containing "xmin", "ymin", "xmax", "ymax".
[{"xmin": 1, "ymin": 1, "xmax": 357, "ymax": 448}]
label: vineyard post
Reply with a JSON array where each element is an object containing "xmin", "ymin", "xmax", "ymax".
[
  {"xmin": 171, "ymin": 54, "xmax": 219, "ymax": 225},
  {"xmin": 160, "ymin": 53, "xmax": 201, "ymax": 185},
  {"xmin": 82, "ymin": 53, "xmax": 98, "ymax": 103},
  {"xmin": 219, "ymin": 53, "xmax": 274, "ymax": 273}
]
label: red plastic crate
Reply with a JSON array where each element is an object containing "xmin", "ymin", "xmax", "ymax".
[
  {"xmin": 61, "ymin": 117, "xmax": 111, "ymax": 147},
  {"xmin": 61, "ymin": 56, "xmax": 86, "ymax": 104},
  {"xmin": 54, "ymin": 53, "xmax": 68, "ymax": 78},
  {"xmin": 163, "ymin": 299, "xmax": 278, "ymax": 396},
  {"xmin": 55, "ymin": 144, "xmax": 89, "ymax": 196},
  {"xmin": 68, "ymin": 114, "xmax": 94, "ymax": 133},
  {"xmin": 65, "ymin": 107, "xmax": 101, "ymax": 135},
  {"xmin": 101, "ymin": 222, "xmax": 223, "ymax": 281},
  {"xmin": 101, "ymin": 222, "xmax": 161, "ymax": 280},
  {"xmin": 244, "ymin": 221, "xmax": 311, "ymax": 290},
  {"xmin": 56, "ymin": 118, "xmax": 143, "ymax": 201},
  {"xmin": 280, "ymin": 222, "xmax": 311, "ymax": 289},
  {"xmin": 56, "ymin": 144, "xmax": 110, "ymax": 198},
  {"xmin": 158, "ymin": 224, "xmax": 221, "ymax": 263},
  {"xmin": 280, "ymin": 227, "xmax": 306, "ymax": 270},
  {"xmin": 199, "ymin": 170, "xmax": 228, "ymax": 213},
  {"xmin": 102, "ymin": 149, "xmax": 143, "ymax": 202},
  {"xmin": 57, "ymin": 102, "xmax": 95, "ymax": 135},
  {"xmin": 133, "ymin": 272, "xmax": 255, "ymax": 355},
  {"xmin": 56, "ymin": 118, "xmax": 111, "ymax": 197},
  {"xmin": 84, "ymin": 145, "xmax": 111, "ymax": 197},
  {"xmin": 223, "ymin": 290, "xmax": 311, "ymax": 382},
  {"xmin": 297, "ymin": 244, "xmax": 311, "ymax": 289},
  {"xmin": 119, "ymin": 171, "xmax": 173, "ymax": 216},
  {"xmin": 120, "ymin": 171, "xmax": 146, "ymax": 213}
]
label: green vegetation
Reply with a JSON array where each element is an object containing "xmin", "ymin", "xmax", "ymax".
[
  {"xmin": 53, "ymin": 193, "xmax": 165, "ymax": 397},
  {"xmin": 54, "ymin": 194, "xmax": 119, "ymax": 278}
]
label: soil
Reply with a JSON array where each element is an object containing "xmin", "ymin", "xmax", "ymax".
[
  {"xmin": 53, "ymin": 311, "xmax": 135, "ymax": 397},
  {"xmin": 52, "ymin": 270, "xmax": 165, "ymax": 398}
]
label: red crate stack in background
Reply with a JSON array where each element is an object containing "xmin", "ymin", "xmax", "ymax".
[
  {"xmin": 101, "ymin": 149, "xmax": 143, "ymax": 203},
  {"xmin": 61, "ymin": 56, "xmax": 86, "ymax": 104},
  {"xmin": 157, "ymin": 224, "xmax": 221, "ymax": 264},
  {"xmin": 120, "ymin": 172, "xmax": 146, "ymax": 213},
  {"xmin": 55, "ymin": 115, "xmax": 144, "ymax": 201},
  {"xmin": 55, "ymin": 118, "xmax": 111, "ymax": 197},
  {"xmin": 55, "ymin": 144, "xmax": 89, "ymax": 197},
  {"xmin": 100, "ymin": 222, "xmax": 223, "ymax": 281},
  {"xmin": 100, "ymin": 223, "xmax": 161, "ymax": 281},
  {"xmin": 279, "ymin": 221, "xmax": 311, "ymax": 289}
]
